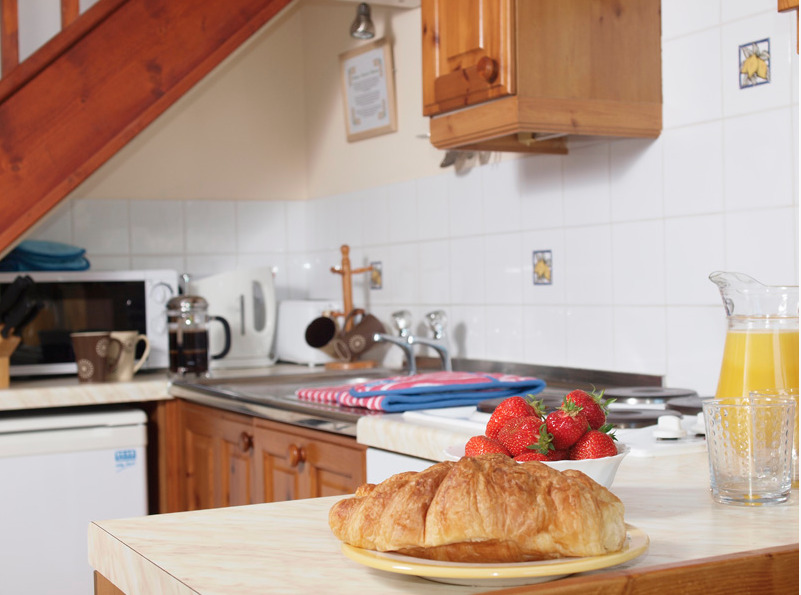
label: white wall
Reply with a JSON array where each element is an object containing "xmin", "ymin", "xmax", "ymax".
[{"xmin": 27, "ymin": 0, "xmax": 800, "ymax": 396}]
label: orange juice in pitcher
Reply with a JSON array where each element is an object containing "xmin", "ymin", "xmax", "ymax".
[{"xmin": 710, "ymin": 272, "xmax": 799, "ymax": 485}]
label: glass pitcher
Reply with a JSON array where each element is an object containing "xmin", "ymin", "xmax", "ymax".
[
  {"xmin": 166, "ymin": 295, "xmax": 231, "ymax": 378},
  {"xmin": 710, "ymin": 271, "xmax": 799, "ymax": 399}
]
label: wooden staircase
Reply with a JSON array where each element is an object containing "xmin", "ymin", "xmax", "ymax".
[{"xmin": 0, "ymin": 0, "xmax": 292, "ymax": 255}]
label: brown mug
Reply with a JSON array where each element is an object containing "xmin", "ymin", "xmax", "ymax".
[
  {"xmin": 70, "ymin": 332, "xmax": 123, "ymax": 383},
  {"xmin": 304, "ymin": 309, "xmax": 359, "ymax": 357},
  {"xmin": 331, "ymin": 310, "xmax": 385, "ymax": 362}
]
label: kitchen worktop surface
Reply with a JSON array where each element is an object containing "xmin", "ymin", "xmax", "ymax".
[
  {"xmin": 89, "ymin": 450, "xmax": 798, "ymax": 595},
  {"xmin": 0, "ymin": 364, "xmax": 331, "ymax": 412}
]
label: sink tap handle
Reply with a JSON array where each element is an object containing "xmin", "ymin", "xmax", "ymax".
[
  {"xmin": 425, "ymin": 310, "xmax": 448, "ymax": 340},
  {"xmin": 391, "ymin": 310, "xmax": 414, "ymax": 339}
]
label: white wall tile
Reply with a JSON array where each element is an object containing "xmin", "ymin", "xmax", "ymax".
[
  {"xmin": 481, "ymin": 159, "xmax": 522, "ymax": 234},
  {"xmin": 484, "ymin": 233, "xmax": 523, "ymax": 305},
  {"xmin": 87, "ymin": 255, "xmax": 130, "ymax": 271},
  {"xmin": 563, "ymin": 143, "xmax": 611, "ymax": 226},
  {"xmin": 610, "ymin": 138, "xmax": 664, "ymax": 222},
  {"xmin": 386, "ymin": 243, "xmax": 420, "ymax": 306},
  {"xmin": 360, "ymin": 186, "xmax": 390, "ymax": 247},
  {"xmin": 185, "ymin": 200, "xmax": 236, "ymax": 254},
  {"xmin": 723, "ymin": 108, "xmax": 794, "ymax": 210},
  {"xmin": 563, "ymin": 225, "xmax": 613, "ymax": 305},
  {"xmin": 449, "ymin": 236, "xmax": 486, "ymax": 305},
  {"xmin": 664, "ymin": 214, "xmax": 727, "ymax": 305},
  {"xmin": 130, "ymin": 200, "xmax": 184, "ymax": 255},
  {"xmin": 387, "ymin": 180, "xmax": 419, "ymax": 243},
  {"xmin": 484, "ymin": 304, "xmax": 524, "ymax": 362},
  {"xmin": 564, "ymin": 305, "xmax": 615, "ymax": 370},
  {"xmin": 613, "ymin": 306, "xmax": 667, "ymax": 375},
  {"xmin": 285, "ymin": 200, "xmax": 308, "ymax": 253},
  {"xmin": 662, "ymin": 0, "xmax": 720, "ymax": 40},
  {"xmin": 522, "ymin": 228, "xmax": 565, "ymax": 305},
  {"xmin": 721, "ymin": 0, "xmax": 777, "ymax": 23},
  {"xmin": 131, "ymin": 255, "xmax": 185, "ymax": 274},
  {"xmin": 418, "ymin": 240, "xmax": 450, "ymax": 305},
  {"xmin": 447, "ymin": 168, "xmax": 484, "ymax": 237},
  {"xmin": 416, "ymin": 174, "xmax": 449, "ymax": 240},
  {"xmin": 611, "ymin": 220, "xmax": 665, "ymax": 305},
  {"xmin": 663, "ymin": 29, "xmax": 723, "ymax": 128},
  {"xmin": 73, "ymin": 199, "xmax": 130, "ymax": 254},
  {"xmin": 29, "ymin": 200, "xmax": 73, "ymax": 244},
  {"xmin": 663, "ymin": 121, "xmax": 725, "ymax": 216},
  {"xmin": 448, "ymin": 305, "xmax": 486, "ymax": 359},
  {"xmin": 519, "ymin": 153, "xmax": 564, "ymax": 230},
  {"xmin": 721, "ymin": 12, "xmax": 794, "ymax": 117},
  {"xmin": 522, "ymin": 305, "xmax": 567, "ymax": 366},
  {"xmin": 185, "ymin": 254, "xmax": 238, "ymax": 279},
  {"xmin": 665, "ymin": 305, "xmax": 724, "ymax": 396},
  {"xmin": 724, "ymin": 206, "xmax": 798, "ymax": 284},
  {"xmin": 331, "ymin": 191, "xmax": 365, "ymax": 249},
  {"xmin": 237, "ymin": 201, "xmax": 287, "ymax": 253},
  {"xmin": 306, "ymin": 250, "xmax": 342, "ymax": 300}
]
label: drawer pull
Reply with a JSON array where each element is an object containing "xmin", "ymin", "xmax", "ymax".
[
  {"xmin": 239, "ymin": 431, "xmax": 254, "ymax": 453},
  {"xmin": 289, "ymin": 444, "xmax": 307, "ymax": 467},
  {"xmin": 477, "ymin": 56, "xmax": 498, "ymax": 83}
]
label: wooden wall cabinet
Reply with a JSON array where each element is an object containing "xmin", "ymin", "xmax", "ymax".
[
  {"xmin": 177, "ymin": 401, "xmax": 366, "ymax": 511},
  {"xmin": 421, "ymin": 0, "xmax": 663, "ymax": 154}
]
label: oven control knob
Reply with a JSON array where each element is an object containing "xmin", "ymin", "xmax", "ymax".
[
  {"xmin": 149, "ymin": 281, "xmax": 175, "ymax": 304},
  {"xmin": 652, "ymin": 415, "xmax": 687, "ymax": 440}
]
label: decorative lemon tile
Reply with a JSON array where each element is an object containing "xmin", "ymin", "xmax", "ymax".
[
  {"xmin": 532, "ymin": 250, "xmax": 552, "ymax": 285},
  {"xmin": 739, "ymin": 38, "xmax": 770, "ymax": 88}
]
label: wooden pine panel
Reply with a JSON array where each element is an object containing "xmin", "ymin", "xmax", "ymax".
[
  {"xmin": 0, "ymin": 0, "xmax": 292, "ymax": 255},
  {"xmin": 0, "ymin": 0, "xmax": 19, "ymax": 76},
  {"xmin": 61, "ymin": 0, "xmax": 80, "ymax": 27}
]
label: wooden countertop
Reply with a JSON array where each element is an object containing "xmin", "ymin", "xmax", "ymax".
[{"xmin": 88, "ymin": 451, "xmax": 799, "ymax": 594}]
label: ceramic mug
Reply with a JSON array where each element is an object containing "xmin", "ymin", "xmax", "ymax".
[
  {"xmin": 304, "ymin": 310, "xmax": 357, "ymax": 357},
  {"xmin": 106, "ymin": 330, "xmax": 151, "ymax": 382},
  {"xmin": 70, "ymin": 331, "xmax": 123, "ymax": 383},
  {"xmin": 331, "ymin": 310, "xmax": 385, "ymax": 362}
]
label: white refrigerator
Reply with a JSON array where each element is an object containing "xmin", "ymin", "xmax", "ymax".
[{"xmin": 0, "ymin": 408, "xmax": 148, "ymax": 594}]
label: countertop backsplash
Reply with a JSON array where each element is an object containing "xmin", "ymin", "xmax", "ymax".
[{"xmin": 26, "ymin": 2, "xmax": 799, "ymax": 397}]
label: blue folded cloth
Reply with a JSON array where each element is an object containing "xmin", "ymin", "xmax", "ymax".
[
  {"xmin": 335, "ymin": 371, "xmax": 546, "ymax": 412},
  {"xmin": 0, "ymin": 240, "xmax": 90, "ymax": 271}
]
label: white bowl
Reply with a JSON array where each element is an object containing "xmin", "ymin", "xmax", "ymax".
[{"xmin": 443, "ymin": 443, "xmax": 629, "ymax": 489}]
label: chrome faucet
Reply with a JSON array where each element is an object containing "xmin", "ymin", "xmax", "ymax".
[
  {"xmin": 414, "ymin": 310, "xmax": 452, "ymax": 372},
  {"xmin": 373, "ymin": 309, "xmax": 452, "ymax": 374},
  {"xmin": 373, "ymin": 310, "xmax": 417, "ymax": 375}
]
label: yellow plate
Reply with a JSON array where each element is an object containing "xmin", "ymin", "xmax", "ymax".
[{"xmin": 341, "ymin": 524, "xmax": 649, "ymax": 587}]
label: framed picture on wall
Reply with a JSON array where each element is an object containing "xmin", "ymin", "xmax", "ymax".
[{"xmin": 339, "ymin": 38, "xmax": 397, "ymax": 142}]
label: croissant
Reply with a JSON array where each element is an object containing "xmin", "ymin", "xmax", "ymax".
[{"xmin": 329, "ymin": 453, "xmax": 626, "ymax": 563}]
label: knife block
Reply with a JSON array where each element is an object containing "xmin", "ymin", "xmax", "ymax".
[{"xmin": 0, "ymin": 333, "xmax": 21, "ymax": 389}]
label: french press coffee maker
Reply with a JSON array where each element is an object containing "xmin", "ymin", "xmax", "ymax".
[{"xmin": 167, "ymin": 295, "xmax": 231, "ymax": 378}]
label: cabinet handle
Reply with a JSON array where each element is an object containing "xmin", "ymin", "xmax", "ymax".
[
  {"xmin": 476, "ymin": 56, "xmax": 498, "ymax": 83},
  {"xmin": 288, "ymin": 444, "xmax": 307, "ymax": 467},
  {"xmin": 239, "ymin": 431, "xmax": 254, "ymax": 453}
]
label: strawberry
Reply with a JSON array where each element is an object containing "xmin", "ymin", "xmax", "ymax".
[
  {"xmin": 464, "ymin": 435, "xmax": 511, "ymax": 457},
  {"xmin": 514, "ymin": 451, "xmax": 549, "ymax": 462},
  {"xmin": 485, "ymin": 395, "xmax": 544, "ymax": 440},
  {"xmin": 568, "ymin": 425, "xmax": 618, "ymax": 460},
  {"xmin": 547, "ymin": 449, "xmax": 569, "ymax": 461},
  {"xmin": 564, "ymin": 388, "xmax": 613, "ymax": 430},
  {"xmin": 497, "ymin": 416, "xmax": 546, "ymax": 457},
  {"xmin": 546, "ymin": 401, "xmax": 590, "ymax": 450}
]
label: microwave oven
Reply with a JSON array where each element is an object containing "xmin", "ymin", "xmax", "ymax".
[{"xmin": 0, "ymin": 269, "xmax": 178, "ymax": 377}]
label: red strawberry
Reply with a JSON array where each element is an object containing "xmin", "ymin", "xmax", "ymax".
[
  {"xmin": 514, "ymin": 451, "xmax": 549, "ymax": 462},
  {"xmin": 485, "ymin": 395, "xmax": 544, "ymax": 440},
  {"xmin": 497, "ymin": 416, "xmax": 546, "ymax": 457},
  {"xmin": 547, "ymin": 449, "xmax": 569, "ymax": 461},
  {"xmin": 568, "ymin": 425, "xmax": 618, "ymax": 460},
  {"xmin": 464, "ymin": 435, "xmax": 511, "ymax": 457},
  {"xmin": 564, "ymin": 388, "xmax": 613, "ymax": 430},
  {"xmin": 546, "ymin": 401, "xmax": 590, "ymax": 450}
]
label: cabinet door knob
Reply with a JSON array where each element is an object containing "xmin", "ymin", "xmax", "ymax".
[
  {"xmin": 476, "ymin": 56, "xmax": 498, "ymax": 83},
  {"xmin": 239, "ymin": 431, "xmax": 254, "ymax": 453},
  {"xmin": 289, "ymin": 444, "xmax": 307, "ymax": 467}
]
